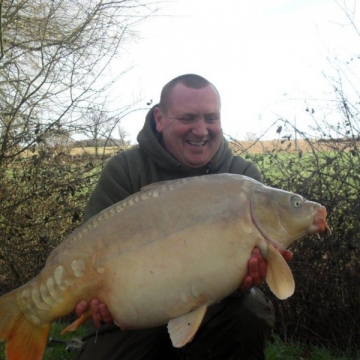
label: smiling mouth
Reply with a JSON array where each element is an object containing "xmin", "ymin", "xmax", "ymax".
[{"xmin": 187, "ymin": 140, "xmax": 207, "ymax": 147}]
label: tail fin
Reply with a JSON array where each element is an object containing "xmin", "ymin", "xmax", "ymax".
[{"xmin": 0, "ymin": 289, "xmax": 51, "ymax": 360}]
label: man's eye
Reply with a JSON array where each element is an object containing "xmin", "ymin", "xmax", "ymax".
[
  {"xmin": 178, "ymin": 117, "xmax": 194, "ymax": 122},
  {"xmin": 205, "ymin": 117, "xmax": 219, "ymax": 123}
]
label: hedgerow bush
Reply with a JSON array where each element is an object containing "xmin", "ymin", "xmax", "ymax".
[
  {"xmin": 232, "ymin": 116, "xmax": 360, "ymax": 353},
  {"xmin": 0, "ymin": 145, "xmax": 106, "ymax": 292}
]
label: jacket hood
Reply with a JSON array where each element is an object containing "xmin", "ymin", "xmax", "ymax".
[{"xmin": 137, "ymin": 105, "xmax": 235, "ymax": 174}]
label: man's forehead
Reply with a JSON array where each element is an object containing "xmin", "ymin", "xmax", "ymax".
[{"xmin": 168, "ymin": 84, "xmax": 221, "ymax": 113}]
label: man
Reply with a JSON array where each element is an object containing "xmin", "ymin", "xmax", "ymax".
[{"xmin": 74, "ymin": 74, "xmax": 292, "ymax": 359}]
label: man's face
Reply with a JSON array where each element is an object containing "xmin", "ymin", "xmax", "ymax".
[{"xmin": 154, "ymin": 84, "xmax": 222, "ymax": 168}]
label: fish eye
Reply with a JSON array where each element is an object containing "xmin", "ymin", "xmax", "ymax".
[{"xmin": 291, "ymin": 196, "xmax": 302, "ymax": 208}]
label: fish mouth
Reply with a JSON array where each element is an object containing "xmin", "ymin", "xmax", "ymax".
[{"xmin": 311, "ymin": 206, "xmax": 331, "ymax": 234}]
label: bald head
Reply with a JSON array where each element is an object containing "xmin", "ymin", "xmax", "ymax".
[{"xmin": 159, "ymin": 74, "xmax": 220, "ymax": 113}]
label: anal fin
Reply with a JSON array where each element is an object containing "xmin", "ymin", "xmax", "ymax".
[
  {"xmin": 167, "ymin": 305, "xmax": 207, "ymax": 348},
  {"xmin": 266, "ymin": 244, "xmax": 295, "ymax": 300}
]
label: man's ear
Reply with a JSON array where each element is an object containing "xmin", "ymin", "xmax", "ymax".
[{"xmin": 153, "ymin": 107, "xmax": 164, "ymax": 133}]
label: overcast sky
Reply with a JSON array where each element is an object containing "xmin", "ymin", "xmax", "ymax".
[{"xmin": 110, "ymin": 0, "xmax": 359, "ymax": 143}]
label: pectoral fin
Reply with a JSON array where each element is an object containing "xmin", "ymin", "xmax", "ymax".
[
  {"xmin": 61, "ymin": 309, "xmax": 92, "ymax": 334},
  {"xmin": 167, "ymin": 305, "xmax": 207, "ymax": 348},
  {"xmin": 266, "ymin": 244, "xmax": 295, "ymax": 300}
]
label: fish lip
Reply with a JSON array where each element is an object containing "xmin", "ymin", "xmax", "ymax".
[{"xmin": 311, "ymin": 206, "xmax": 331, "ymax": 234}]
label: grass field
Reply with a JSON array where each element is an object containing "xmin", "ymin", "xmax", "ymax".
[
  {"xmin": 70, "ymin": 138, "xmax": 359, "ymax": 156},
  {"xmin": 18, "ymin": 138, "xmax": 359, "ymax": 159}
]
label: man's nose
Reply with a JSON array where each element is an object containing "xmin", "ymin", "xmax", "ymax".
[{"xmin": 192, "ymin": 118, "xmax": 208, "ymax": 137}]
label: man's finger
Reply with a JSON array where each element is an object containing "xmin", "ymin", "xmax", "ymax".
[
  {"xmin": 248, "ymin": 257, "xmax": 261, "ymax": 286},
  {"xmin": 91, "ymin": 299, "xmax": 103, "ymax": 328},
  {"xmin": 257, "ymin": 257, "xmax": 267, "ymax": 282},
  {"xmin": 282, "ymin": 249, "xmax": 293, "ymax": 262},
  {"xmin": 99, "ymin": 303, "xmax": 114, "ymax": 323},
  {"xmin": 240, "ymin": 275, "xmax": 253, "ymax": 291},
  {"xmin": 75, "ymin": 300, "xmax": 89, "ymax": 317}
]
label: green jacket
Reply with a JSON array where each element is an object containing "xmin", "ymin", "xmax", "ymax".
[{"xmin": 84, "ymin": 106, "xmax": 261, "ymax": 221}]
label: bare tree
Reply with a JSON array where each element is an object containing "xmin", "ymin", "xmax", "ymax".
[
  {"xmin": 118, "ymin": 124, "xmax": 130, "ymax": 146},
  {"xmin": 244, "ymin": 131, "xmax": 258, "ymax": 141},
  {"xmin": 0, "ymin": 0, "xmax": 156, "ymax": 164},
  {"xmin": 0, "ymin": 0, "xmax": 158, "ymax": 289},
  {"xmin": 78, "ymin": 101, "xmax": 142, "ymax": 155},
  {"xmin": 79, "ymin": 107, "xmax": 112, "ymax": 155}
]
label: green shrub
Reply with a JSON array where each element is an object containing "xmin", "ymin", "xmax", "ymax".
[
  {"xmin": 0, "ymin": 146, "xmax": 105, "ymax": 291},
  {"xmin": 232, "ymin": 128, "xmax": 360, "ymax": 352}
]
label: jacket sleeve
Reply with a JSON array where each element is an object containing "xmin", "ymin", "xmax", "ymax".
[{"xmin": 83, "ymin": 154, "xmax": 133, "ymax": 222}]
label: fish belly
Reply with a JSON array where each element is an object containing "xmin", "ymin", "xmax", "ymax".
[{"xmin": 97, "ymin": 222, "xmax": 258, "ymax": 330}]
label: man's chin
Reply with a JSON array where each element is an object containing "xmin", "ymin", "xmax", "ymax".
[
  {"xmin": 182, "ymin": 148, "xmax": 215, "ymax": 168},
  {"xmin": 184, "ymin": 157, "xmax": 210, "ymax": 169}
]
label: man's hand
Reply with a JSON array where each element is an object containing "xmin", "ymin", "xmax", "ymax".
[
  {"xmin": 240, "ymin": 247, "xmax": 293, "ymax": 291},
  {"xmin": 75, "ymin": 299, "xmax": 113, "ymax": 328}
]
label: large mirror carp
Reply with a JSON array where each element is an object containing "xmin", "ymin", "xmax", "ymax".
[{"xmin": 0, "ymin": 174, "xmax": 329, "ymax": 359}]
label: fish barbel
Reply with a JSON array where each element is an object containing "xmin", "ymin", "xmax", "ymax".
[{"xmin": 0, "ymin": 174, "xmax": 329, "ymax": 359}]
